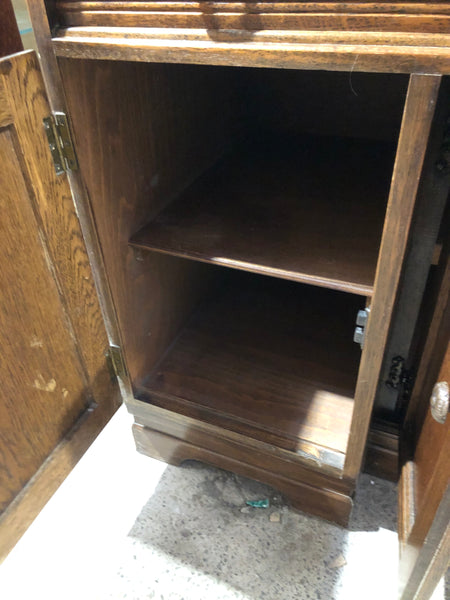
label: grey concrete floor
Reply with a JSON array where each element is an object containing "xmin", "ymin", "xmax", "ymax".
[{"xmin": 0, "ymin": 406, "xmax": 446, "ymax": 600}]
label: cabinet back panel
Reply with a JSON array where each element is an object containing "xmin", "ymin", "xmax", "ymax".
[
  {"xmin": 247, "ymin": 69, "xmax": 408, "ymax": 142},
  {"xmin": 59, "ymin": 59, "xmax": 243, "ymax": 384}
]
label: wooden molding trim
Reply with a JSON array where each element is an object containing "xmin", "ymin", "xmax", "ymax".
[{"xmin": 51, "ymin": 28, "xmax": 450, "ymax": 74}]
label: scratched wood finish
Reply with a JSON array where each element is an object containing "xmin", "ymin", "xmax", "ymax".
[
  {"xmin": 141, "ymin": 274, "xmax": 362, "ymax": 459},
  {"xmin": 131, "ymin": 135, "xmax": 393, "ymax": 296},
  {"xmin": 343, "ymin": 74, "xmax": 441, "ymax": 480},
  {"xmin": 51, "ymin": 28, "xmax": 450, "ymax": 75},
  {"xmin": 0, "ymin": 50, "xmax": 120, "ymax": 553},
  {"xmin": 3, "ymin": 52, "xmax": 118, "ymax": 409},
  {"xmin": 130, "ymin": 398, "xmax": 352, "ymax": 487},
  {"xmin": 0, "ymin": 120, "xmax": 87, "ymax": 513},
  {"xmin": 133, "ymin": 423, "xmax": 353, "ymax": 526}
]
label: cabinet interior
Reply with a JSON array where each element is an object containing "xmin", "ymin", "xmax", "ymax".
[{"xmin": 59, "ymin": 58, "xmax": 408, "ymax": 470}]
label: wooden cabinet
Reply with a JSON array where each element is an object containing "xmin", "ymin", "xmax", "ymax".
[{"xmin": 23, "ymin": 0, "xmax": 450, "ymax": 529}]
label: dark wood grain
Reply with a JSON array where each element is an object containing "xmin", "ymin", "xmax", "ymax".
[
  {"xmin": 52, "ymin": 28, "xmax": 450, "ymax": 75},
  {"xmin": 133, "ymin": 423, "xmax": 353, "ymax": 526},
  {"xmin": 131, "ymin": 135, "xmax": 393, "ymax": 296},
  {"xmin": 0, "ymin": 0, "xmax": 23, "ymax": 58},
  {"xmin": 26, "ymin": 0, "xmax": 132, "ymax": 396},
  {"xmin": 410, "ymin": 343, "xmax": 450, "ymax": 547},
  {"xmin": 343, "ymin": 74, "xmax": 441, "ymax": 480},
  {"xmin": 141, "ymin": 274, "xmax": 362, "ymax": 459},
  {"xmin": 364, "ymin": 422, "xmax": 399, "ymax": 482},
  {"xmin": 59, "ymin": 58, "xmax": 244, "ymax": 385},
  {"xmin": 131, "ymin": 399, "xmax": 352, "ymax": 485},
  {"xmin": 405, "ymin": 232, "xmax": 450, "ymax": 441},
  {"xmin": 247, "ymin": 69, "xmax": 408, "ymax": 143},
  {"xmin": 397, "ymin": 235, "xmax": 450, "ymax": 599},
  {"xmin": 372, "ymin": 79, "xmax": 450, "ymax": 421}
]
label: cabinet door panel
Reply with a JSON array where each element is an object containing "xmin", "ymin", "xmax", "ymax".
[
  {"xmin": 0, "ymin": 49, "xmax": 120, "ymax": 561},
  {"xmin": 0, "ymin": 122, "xmax": 87, "ymax": 512}
]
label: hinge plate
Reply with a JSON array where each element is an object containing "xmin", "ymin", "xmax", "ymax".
[
  {"xmin": 43, "ymin": 112, "xmax": 78, "ymax": 175},
  {"xmin": 106, "ymin": 344, "xmax": 127, "ymax": 380},
  {"xmin": 353, "ymin": 306, "xmax": 370, "ymax": 349}
]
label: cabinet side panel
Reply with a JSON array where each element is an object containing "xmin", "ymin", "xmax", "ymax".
[{"xmin": 59, "ymin": 59, "xmax": 243, "ymax": 385}]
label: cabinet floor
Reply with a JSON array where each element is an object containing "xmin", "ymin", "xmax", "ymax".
[{"xmin": 0, "ymin": 406, "xmax": 445, "ymax": 600}]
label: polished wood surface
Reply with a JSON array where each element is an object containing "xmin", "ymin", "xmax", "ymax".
[
  {"xmin": 133, "ymin": 422, "xmax": 353, "ymax": 526},
  {"xmin": 343, "ymin": 74, "xmax": 441, "ymax": 480},
  {"xmin": 131, "ymin": 135, "xmax": 393, "ymax": 296},
  {"xmin": 52, "ymin": 28, "xmax": 450, "ymax": 75},
  {"xmin": 140, "ymin": 274, "xmax": 362, "ymax": 459}
]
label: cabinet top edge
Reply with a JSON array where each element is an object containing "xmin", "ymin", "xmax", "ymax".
[{"xmin": 52, "ymin": 28, "xmax": 450, "ymax": 75}]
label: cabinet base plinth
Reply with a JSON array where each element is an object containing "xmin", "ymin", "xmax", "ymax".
[{"xmin": 132, "ymin": 423, "xmax": 353, "ymax": 527}]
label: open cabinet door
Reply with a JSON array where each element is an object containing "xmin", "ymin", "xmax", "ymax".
[
  {"xmin": 0, "ymin": 46, "xmax": 121, "ymax": 560},
  {"xmin": 398, "ymin": 238, "xmax": 450, "ymax": 599}
]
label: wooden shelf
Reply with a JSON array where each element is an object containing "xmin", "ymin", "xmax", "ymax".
[
  {"xmin": 138, "ymin": 275, "xmax": 363, "ymax": 467},
  {"xmin": 130, "ymin": 135, "xmax": 394, "ymax": 296}
]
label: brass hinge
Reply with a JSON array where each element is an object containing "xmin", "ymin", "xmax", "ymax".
[
  {"xmin": 43, "ymin": 112, "xmax": 78, "ymax": 175},
  {"xmin": 105, "ymin": 344, "xmax": 127, "ymax": 380}
]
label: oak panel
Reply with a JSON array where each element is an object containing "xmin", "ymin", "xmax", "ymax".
[{"xmin": 0, "ymin": 128, "xmax": 86, "ymax": 512}]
